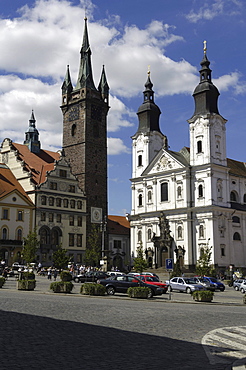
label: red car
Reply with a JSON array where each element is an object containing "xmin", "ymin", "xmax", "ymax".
[{"xmin": 139, "ymin": 275, "xmax": 168, "ymax": 293}]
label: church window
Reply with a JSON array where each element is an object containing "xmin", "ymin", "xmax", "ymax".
[
  {"xmin": 2, "ymin": 228, "xmax": 7, "ymax": 240},
  {"xmin": 161, "ymin": 182, "xmax": 168, "ymax": 202},
  {"xmin": 178, "ymin": 226, "xmax": 182, "ymax": 239},
  {"xmin": 220, "ymin": 245, "xmax": 225, "ymax": 257},
  {"xmin": 49, "ymin": 197, "xmax": 54, "ymax": 206},
  {"xmin": 17, "ymin": 210, "xmax": 23, "ymax": 221},
  {"xmin": 230, "ymin": 191, "xmax": 238, "ymax": 202},
  {"xmin": 138, "ymin": 194, "xmax": 143, "ymax": 206},
  {"xmin": 71, "ymin": 124, "xmax": 76, "ymax": 136},
  {"xmin": 138, "ymin": 230, "xmax": 142, "ymax": 242},
  {"xmin": 147, "ymin": 191, "xmax": 152, "ymax": 203},
  {"xmin": 2, "ymin": 209, "xmax": 9, "ymax": 220},
  {"xmin": 41, "ymin": 196, "xmax": 46, "ymax": 205},
  {"xmin": 233, "ymin": 232, "xmax": 241, "ymax": 241},
  {"xmin": 138, "ymin": 155, "xmax": 142, "ymax": 167},
  {"xmin": 198, "ymin": 184, "xmax": 203, "ymax": 198},
  {"xmin": 232, "ymin": 216, "xmax": 240, "ymax": 223},
  {"xmin": 147, "ymin": 229, "xmax": 152, "ymax": 241},
  {"xmin": 17, "ymin": 228, "xmax": 22, "ymax": 241},
  {"xmin": 197, "ymin": 140, "xmax": 202, "ymax": 153},
  {"xmin": 40, "ymin": 228, "xmax": 49, "ymax": 245},
  {"xmin": 177, "ymin": 186, "xmax": 182, "ymax": 198},
  {"xmin": 69, "ymin": 216, "xmax": 74, "ymax": 226},
  {"xmin": 199, "ymin": 225, "xmax": 204, "ymax": 238},
  {"xmin": 56, "ymin": 198, "xmax": 61, "ymax": 207}
]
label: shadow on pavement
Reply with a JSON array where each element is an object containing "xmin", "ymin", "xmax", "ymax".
[{"xmin": 1, "ymin": 309, "xmax": 234, "ymax": 370}]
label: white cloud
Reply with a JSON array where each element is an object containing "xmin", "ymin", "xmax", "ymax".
[{"xmin": 107, "ymin": 137, "xmax": 130, "ymax": 155}]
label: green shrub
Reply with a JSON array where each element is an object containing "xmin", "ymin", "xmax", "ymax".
[
  {"xmin": 127, "ymin": 286, "xmax": 150, "ymax": 298},
  {"xmin": 192, "ymin": 290, "xmax": 214, "ymax": 302},
  {"xmin": 17, "ymin": 279, "xmax": 36, "ymax": 290},
  {"xmin": 80, "ymin": 283, "xmax": 106, "ymax": 296},
  {"xmin": 50, "ymin": 281, "xmax": 74, "ymax": 293},
  {"xmin": 60, "ymin": 271, "xmax": 72, "ymax": 282},
  {"xmin": 20, "ymin": 272, "xmax": 35, "ymax": 280},
  {"xmin": 0, "ymin": 277, "xmax": 6, "ymax": 288}
]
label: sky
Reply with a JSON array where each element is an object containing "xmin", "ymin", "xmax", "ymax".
[{"xmin": 0, "ymin": 0, "xmax": 246, "ymax": 216}]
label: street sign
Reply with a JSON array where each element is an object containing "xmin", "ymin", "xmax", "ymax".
[{"xmin": 166, "ymin": 258, "xmax": 173, "ymax": 271}]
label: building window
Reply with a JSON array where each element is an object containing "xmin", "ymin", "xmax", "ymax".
[
  {"xmin": 138, "ymin": 230, "xmax": 142, "ymax": 242},
  {"xmin": 243, "ymin": 194, "xmax": 246, "ymax": 203},
  {"xmin": 49, "ymin": 197, "xmax": 54, "ymax": 206},
  {"xmin": 63, "ymin": 199, "xmax": 68, "ymax": 208},
  {"xmin": 230, "ymin": 191, "xmax": 238, "ymax": 202},
  {"xmin": 138, "ymin": 155, "xmax": 142, "ymax": 167},
  {"xmin": 49, "ymin": 182, "xmax": 57, "ymax": 190},
  {"xmin": 233, "ymin": 232, "xmax": 241, "ymax": 241},
  {"xmin": 221, "ymin": 245, "xmax": 225, "ymax": 257},
  {"xmin": 232, "ymin": 216, "xmax": 240, "ymax": 223},
  {"xmin": 161, "ymin": 182, "xmax": 168, "ymax": 202},
  {"xmin": 51, "ymin": 229, "xmax": 59, "ymax": 246},
  {"xmin": 147, "ymin": 229, "xmax": 152, "ymax": 241},
  {"xmin": 41, "ymin": 196, "xmax": 46, "ymax": 205},
  {"xmin": 49, "ymin": 213, "xmax": 54, "ymax": 222},
  {"xmin": 59, "ymin": 169, "xmax": 67, "ymax": 178},
  {"xmin": 56, "ymin": 214, "xmax": 61, "ymax": 223},
  {"xmin": 138, "ymin": 194, "xmax": 143, "ymax": 207},
  {"xmin": 70, "ymin": 200, "xmax": 75, "ymax": 209},
  {"xmin": 69, "ymin": 185, "xmax": 75, "ymax": 193},
  {"xmin": 177, "ymin": 186, "xmax": 182, "ymax": 198},
  {"xmin": 77, "ymin": 200, "xmax": 82, "ymax": 209},
  {"xmin": 197, "ymin": 140, "xmax": 202, "ymax": 153},
  {"xmin": 2, "ymin": 228, "xmax": 7, "ymax": 240},
  {"xmin": 69, "ymin": 233, "xmax": 74, "ymax": 246},
  {"xmin": 147, "ymin": 191, "xmax": 152, "ymax": 203},
  {"xmin": 56, "ymin": 198, "xmax": 61, "ymax": 207},
  {"xmin": 198, "ymin": 184, "xmax": 203, "ymax": 198},
  {"xmin": 114, "ymin": 240, "xmax": 122, "ymax": 249},
  {"xmin": 71, "ymin": 124, "xmax": 76, "ymax": 137},
  {"xmin": 17, "ymin": 228, "xmax": 22, "ymax": 241},
  {"xmin": 178, "ymin": 226, "xmax": 182, "ymax": 239},
  {"xmin": 77, "ymin": 234, "xmax": 82, "ymax": 247},
  {"xmin": 199, "ymin": 225, "xmax": 204, "ymax": 238},
  {"xmin": 2, "ymin": 209, "xmax": 9, "ymax": 220},
  {"xmin": 41, "ymin": 212, "xmax": 46, "ymax": 221},
  {"xmin": 17, "ymin": 210, "xmax": 23, "ymax": 221},
  {"xmin": 69, "ymin": 216, "xmax": 74, "ymax": 226},
  {"xmin": 77, "ymin": 216, "xmax": 82, "ymax": 227},
  {"xmin": 40, "ymin": 228, "xmax": 49, "ymax": 244}
]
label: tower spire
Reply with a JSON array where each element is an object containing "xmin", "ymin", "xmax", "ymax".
[
  {"xmin": 24, "ymin": 110, "xmax": 41, "ymax": 153},
  {"xmin": 62, "ymin": 65, "xmax": 73, "ymax": 95},
  {"xmin": 75, "ymin": 17, "xmax": 96, "ymax": 90},
  {"xmin": 98, "ymin": 65, "xmax": 109, "ymax": 104}
]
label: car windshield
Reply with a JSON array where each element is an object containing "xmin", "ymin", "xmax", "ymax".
[
  {"xmin": 209, "ymin": 277, "xmax": 218, "ymax": 283},
  {"xmin": 183, "ymin": 278, "xmax": 196, "ymax": 284},
  {"xmin": 141, "ymin": 276, "xmax": 159, "ymax": 282}
]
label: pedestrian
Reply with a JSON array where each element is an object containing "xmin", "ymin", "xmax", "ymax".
[
  {"xmin": 53, "ymin": 269, "xmax": 58, "ymax": 281},
  {"xmin": 47, "ymin": 268, "xmax": 52, "ymax": 280}
]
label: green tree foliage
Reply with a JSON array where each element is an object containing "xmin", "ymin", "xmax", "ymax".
[
  {"xmin": 134, "ymin": 242, "xmax": 148, "ymax": 274},
  {"xmin": 52, "ymin": 245, "xmax": 70, "ymax": 270},
  {"xmin": 84, "ymin": 224, "xmax": 101, "ymax": 267},
  {"xmin": 196, "ymin": 245, "xmax": 213, "ymax": 276},
  {"xmin": 171, "ymin": 260, "xmax": 182, "ymax": 278},
  {"xmin": 22, "ymin": 228, "xmax": 39, "ymax": 265}
]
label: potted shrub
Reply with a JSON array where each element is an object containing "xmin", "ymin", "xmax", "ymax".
[
  {"xmin": 0, "ymin": 277, "xmax": 6, "ymax": 288},
  {"xmin": 59, "ymin": 270, "xmax": 72, "ymax": 282},
  {"xmin": 50, "ymin": 270, "xmax": 73, "ymax": 293},
  {"xmin": 81, "ymin": 283, "xmax": 106, "ymax": 296},
  {"xmin": 127, "ymin": 286, "xmax": 152, "ymax": 299},
  {"xmin": 17, "ymin": 272, "xmax": 36, "ymax": 291},
  {"xmin": 192, "ymin": 290, "xmax": 214, "ymax": 302}
]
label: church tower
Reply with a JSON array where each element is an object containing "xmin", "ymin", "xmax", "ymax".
[
  {"xmin": 131, "ymin": 71, "xmax": 167, "ymax": 179},
  {"xmin": 24, "ymin": 110, "xmax": 41, "ymax": 154},
  {"xmin": 61, "ymin": 18, "xmax": 109, "ymax": 238}
]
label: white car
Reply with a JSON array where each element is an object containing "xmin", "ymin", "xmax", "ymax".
[{"xmin": 240, "ymin": 281, "xmax": 246, "ymax": 294}]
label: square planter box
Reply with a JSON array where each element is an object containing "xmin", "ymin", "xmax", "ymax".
[{"xmin": 17, "ymin": 280, "xmax": 36, "ymax": 291}]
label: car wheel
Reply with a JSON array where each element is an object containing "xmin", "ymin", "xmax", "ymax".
[
  {"xmin": 106, "ymin": 286, "xmax": 115, "ymax": 295},
  {"xmin": 186, "ymin": 287, "xmax": 192, "ymax": 294},
  {"xmin": 240, "ymin": 288, "xmax": 245, "ymax": 294},
  {"xmin": 147, "ymin": 289, "xmax": 153, "ymax": 298},
  {"xmin": 235, "ymin": 286, "xmax": 239, "ymax": 291},
  {"xmin": 220, "ymin": 287, "xmax": 225, "ymax": 292}
]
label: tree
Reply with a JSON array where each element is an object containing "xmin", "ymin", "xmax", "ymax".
[
  {"xmin": 133, "ymin": 242, "xmax": 148, "ymax": 274},
  {"xmin": 52, "ymin": 245, "xmax": 70, "ymax": 270},
  {"xmin": 196, "ymin": 245, "xmax": 213, "ymax": 276},
  {"xmin": 22, "ymin": 228, "xmax": 39, "ymax": 265},
  {"xmin": 84, "ymin": 224, "xmax": 101, "ymax": 267}
]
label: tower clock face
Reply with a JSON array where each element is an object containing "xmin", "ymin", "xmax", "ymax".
[
  {"xmin": 91, "ymin": 207, "xmax": 102, "ymax": 223},
  {"xmin": 68, "ymin": 106, "xmax": 79, "ymax": 121}
]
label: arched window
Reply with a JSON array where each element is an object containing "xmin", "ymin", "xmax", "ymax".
[
  {"xmin": 51, "ymin": 229, "xmax": 59, "ymax": 246},
  {"xmin": 147, "ymin": 191, "xmax": 152, "ymax": 203},
  {"xmin": 178, "ymin": 226, "xmax": 182, "ymax": 239},
  {"xmin": 17, "ymin": 228, "xmax": 22, "ymax": 241},
  {"xmin": 138, "ymin": 155, "xmax": 142, "ymax": 167},
  {"xmin": 147, "ymin": 229, "xmax": 152, "ymax": 241},
  {"xmin": 161, "ymin": 182, "xmax": 168, "ymax": 202},
  {"xmin": 198, "ymin": 184, "xmax": 203, "ymax": 198},
  {"xmin": 199, "ymin": 225, "xmax": 204, "ymax": 238},
  {"xmin": 197, "ymin": 140, "xmax": 202, "ymax": 153},
  {"xmin": 41, "ymin": 196, "xmax": 46, "ymax": 205},
  {"xmin": 232, "ymin": 216, "xmax": 240, "ymax": 223},
  {"xmin": 233, "ymin": 232, "xmax": 241, "ymax": 241},
  {"xmin": 138, "ymin": 194, "xmax": 143, "ymax": 206},
  {"xmin": 230, "ymin": 191, "xmax": 238, "ymax": 202},
  {"xmin": 2, "ymin": 228, "xmax": 7, "ymax": 240},
  {"xmin": 49, "ymin": 197, "xmax": 54, "ymax": 206},
  {"xmin": 177, "ymin": 186, "xmax": 182, "ymax": 198},
  {"xmin": 40, "ymin": 228, "xmax": 49, "ymax": 245},
  {"xmin": 71, "ymin": 124, "xmax": 76, "ymax": 136},
  {"xmin": 138, "ymin": 230, "xmax": 142, "ymax": 242}
]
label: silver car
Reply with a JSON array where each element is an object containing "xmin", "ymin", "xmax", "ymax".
[
  {"xmin": 168, "ymin": 277, "xmax": 206, "ymax": 294},
  {"xmin": 193, "ymin": 277, "xmax": 216, "ymax": 291}
]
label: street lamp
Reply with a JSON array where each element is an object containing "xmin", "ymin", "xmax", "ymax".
[{"xmin": 100, "ymin": 215, "xmax": 107, "ymax": 257}]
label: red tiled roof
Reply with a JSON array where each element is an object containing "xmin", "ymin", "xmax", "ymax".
[
  {"xmin": 108, "ymin": 215, "xmax": 130, "ymax": 235},
  {"xmin": 12, "ymin": 142, "xmax": 60, "ymax": 185},
  {"xmin": 0, "ymin": 163, "xmax": 34, "ymax": 204}
]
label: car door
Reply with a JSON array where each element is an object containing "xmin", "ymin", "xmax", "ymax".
[
  {"xmin": 114, "ymin": 276, "xmax": 129, "ymax": 292},
  {"xmin": 177, "ymin": 278, "xmax": 185, "ymax": 292},
  {"xmin": 126, "ymin": 276, "xmax": 140, "ymax": 291},
  {"xmin": 170, "ymin": 277, "xmax": 178, "ymax": 290}
]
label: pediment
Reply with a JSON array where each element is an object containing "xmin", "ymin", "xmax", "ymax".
[{"xmin": 143, "ymin": 149, "xmax": 188, "ymax": 176}]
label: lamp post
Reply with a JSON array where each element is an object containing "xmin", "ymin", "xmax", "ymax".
[{"xmin": 100, "ymin": 215, "xmax": 107, "ymax": 258}]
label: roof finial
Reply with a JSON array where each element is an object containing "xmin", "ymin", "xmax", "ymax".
[
  {"xmin": 148, "ymin": 65, "xmax": 151, "ymax": 76},
  {"xmin": 203, "ymin": 40, "xmax": 207, "ymax": 55}
]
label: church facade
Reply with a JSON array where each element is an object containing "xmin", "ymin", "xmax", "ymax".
[{"xmin": 129, "ymin": 47, "xmax": 246, "ymax": 273}]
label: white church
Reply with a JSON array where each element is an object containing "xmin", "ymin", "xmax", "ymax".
[{"xmin": 129, "ymin": 45, "xmax": 246, "ymax": 273}]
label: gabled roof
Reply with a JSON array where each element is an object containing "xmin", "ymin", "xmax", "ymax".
[
  {"xmin": 0, "ymin": 163, "xmax": 34, "ymax": 205},
  {"xmin": 12, "ymin": 142, "xmax": 60, "ymax": 185},
  {"xmin": 227, "ymin": 158, "xmax": 246, "ymax": 178},
  {"xmin": 108, "ymin": 215, "xmax": 130, "ymax": 236}
]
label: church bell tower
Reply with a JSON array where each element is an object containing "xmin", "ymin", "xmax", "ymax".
[{"xmin": 61, "ymin": 18, "xmax": 109, "ymax": 240}]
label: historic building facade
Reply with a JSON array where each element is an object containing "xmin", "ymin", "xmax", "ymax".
[{"xmin": 129, "ymin": 47, "xmax": 246, "ymax": 272}]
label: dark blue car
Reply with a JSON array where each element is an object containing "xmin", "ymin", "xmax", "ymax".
[{"xmin": 203, "ymin": 277, "xmax": 225, "ymax": 291}]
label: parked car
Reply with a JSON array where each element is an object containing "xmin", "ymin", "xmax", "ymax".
[
  {"xmin": 73, "ymin": 271, "xmax": 109, "ymax": 283},
  {"xmin": 193, "ymin": 277, "xmax": 216, "ymax": 291},
  {"xmin": 203, "ymin": 277, "xmax": 225, "ymax": 291},
  {"xmin": 106, "ymin": 271, "xmax": 124, "ymax": 277},
  {"xmin": 98, "ymin": 274, "xmax": 163, "ymax": 298},
  {"xmin": 128, "ymin": 272, "xmax": 159, "ymax": 279},
  {"xmin": 139, "ymin": 275, "xmax": 168, "ymax": 293},
  {"xmin": 167, "ymin": 277, "xmax": 205, "ymax": 294},
  {"xmin": 239, "ymin": 281, "xmax": 246, "ymax": 294},
  {"xmin": 12, "ymin": 262, "xmax": 27, "ymax": 271},
  {"xmin": 233, "ymin": 279, "xmax": 246, "ymax": 291}
]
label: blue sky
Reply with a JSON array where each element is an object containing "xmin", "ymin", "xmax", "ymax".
[{"xmin": 0, "ymin": 0, "xmax": 246, "ymax": 216}]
